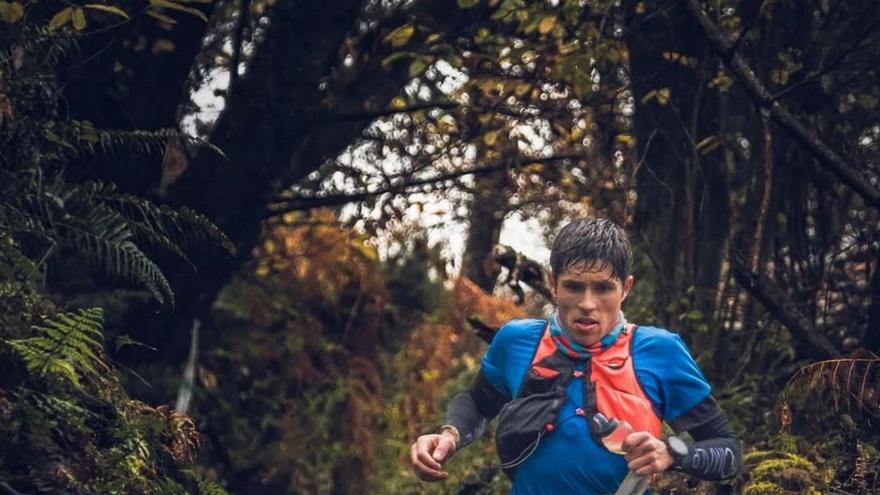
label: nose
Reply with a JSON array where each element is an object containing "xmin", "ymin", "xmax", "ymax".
[{"xmin": 577, "ymin": 290, "xmax": 598, "ymax": 312}]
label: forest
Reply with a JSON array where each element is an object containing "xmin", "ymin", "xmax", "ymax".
[{"xmin": 1, "ymin": 0, "xmax": 879, "ymax": 493}]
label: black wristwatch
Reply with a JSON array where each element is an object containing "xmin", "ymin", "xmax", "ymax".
[{"xmin": 666, "ymin": 435, "xmax": 689, "ymax": 470}]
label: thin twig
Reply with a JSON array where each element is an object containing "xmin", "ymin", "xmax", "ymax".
[
  {"xmin": 771, "ymin": 17, "xmax": 880, "ymax": 102},
  {"xmin": 228, "ymin": 0, "xmax": 251, "ymax": 97},
  {"xmin": 264, "ymin": 152, "xmax": 584, "ymax": 216},
  {"xmin": 678, "ymin": 0, "xmax": 880, "ymax": 209}
]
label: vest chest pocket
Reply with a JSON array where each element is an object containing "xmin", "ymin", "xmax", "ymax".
[
  {"xmin": 592, "ymin": 380, "xmax": 661, "ymax": 437},
  {"xmin": 496, "ymin": 361, "xmax": 573, "ymax": 479},
  {"xmin": 517, "ymin": 366, "xmax": 561, "ymax": 396}
]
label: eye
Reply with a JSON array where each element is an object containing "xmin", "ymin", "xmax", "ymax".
[
  {"xmin": 563, "ymin": 281, "xmax": 585, "ymax": 291},
  {"xmin": 594, "ymin": 283, "xmax": 615, "ymax": 293}
]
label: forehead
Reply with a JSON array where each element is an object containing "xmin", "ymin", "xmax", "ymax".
[{"xmin": 556, "ymin": 260, "xmax": 619, "ymax": 282}]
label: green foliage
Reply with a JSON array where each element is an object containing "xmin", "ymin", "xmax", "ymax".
[
  {"xmin": 742, "ymin": 447, "xmax": 831, "ymax": 495},
  {"xmin": 0, "ymin": 285, "xmax": 223, "ymax": 494},
  {"xmin": 0, "ymin": 14, "xmax": 230, "ymax": 495},
  {"xmin": 6, "ymin": 307, "xmax": 106, "ymax": 386},
  {"xmin": 1, "ymin": 20, "xmax": 230, "ymax": 306}
]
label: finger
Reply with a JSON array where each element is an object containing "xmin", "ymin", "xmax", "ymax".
[
  {"xmin": 627, "ymin": 449, "xmax": 672, "ymax": 475},
  {"xmin": 415, "ymin": 439, "xmax": 443, "ymax": 471},
  {"xmin": 623, "ymin": 438, "xmax": 660, "ymax": 462},
  {"xmin": 621, "ymin": 431, "xmax": 652, "ymax": 453},
  {"xmin": 627, "ymin": 452, "xmax": 659, "ymax": 472},
  {"xmin": 633, "ymin": 460, "xmax": 663, "ymax": 477},
  {"xmin": 432, "ymin": 437, "xmax": 455, "ymax": 463},
  {"xmin": 411, "ymin": 443, "xmax": 448, "ymax": 481}
]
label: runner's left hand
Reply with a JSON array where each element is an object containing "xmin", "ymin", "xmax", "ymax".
[{"xmin": 621, "ymin": 431, "xmax": 674, "ymax": 476}]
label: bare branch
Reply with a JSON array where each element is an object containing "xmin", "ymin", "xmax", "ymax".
[
  {"xmin": 679, "ymin": 0, "xmax": 880, "ymax": 209},
  {"xmin": 316, "ymin": 100, "xmax": 460, "ymax": 123},
  {"xmin": 265, "ymin": 152, "xmax": 585, "ymax": 217},
  {"xmin": 228, "ymin": 0, "xmax": 251, "ymax": 96},
  {"xmin": 731, "ymin": 264, "xmax": 839, "ymax": 359},
  {"xmin": 771, "ymin": 17, "xmax": 880, "ymax": 102}
]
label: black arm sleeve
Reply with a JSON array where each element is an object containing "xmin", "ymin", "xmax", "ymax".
[
  {"xmin": 444, "ymin": 370, "xmax": 511, "ymax": 448},
  {"xmin": 669, "ymin": 395, "xmax": 743, "ymax": 481}
]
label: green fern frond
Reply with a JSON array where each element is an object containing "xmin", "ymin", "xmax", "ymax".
[
  {"xmin": 1, "ymin": 194, "xmax": 174, "ymax": 305},
  {"xmin": 0, "ymin": 236, "xmax": 41, "ymax": 286},
  {"xmin": 100, "ymin": 191, "xmax": 236, "ymax": 256},
  {"xmin": 70, "ymin": 124, "xmax": 226, "ymax": 160},
  {"xmin": 20, "ymin": 389, "xmax": 98, "ymax": 429},
  {"xmin": 182, "ymin": 469, "xmax": 229, "ymax": 495},
  {"xmin": 69, "ymin": 233, "xmax": 174, "ymax": 306},
  {"xmin": 7, "ymin": 307, "xmax": 107, "ymax": 386},
  {"xmin": 154, "ymin": 477, "xmax": 190, "ymax": 495}
]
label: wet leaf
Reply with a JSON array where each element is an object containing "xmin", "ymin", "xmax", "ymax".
[
  {"xmin": 538, "ymin": 15, "xmax": 556, "ymax": 35},
  {"xmin": 385, "ymin": 24, "xmax": 415, "ymax": 48},
  {"xmin": 0, "ymin": 1, "xmax": 24, "ymax": 23},
  {"xmin": 48, "ymin": 7, "xmax": 74, "ymax": 31},
  {"xmin": 84, "ymin": 4, "xmax": 129, "ymax": 19}
]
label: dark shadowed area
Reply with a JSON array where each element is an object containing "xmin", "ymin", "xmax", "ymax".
[{"xmin": 1, "ymin": 0, "xmax": 879, "ymax": 493}]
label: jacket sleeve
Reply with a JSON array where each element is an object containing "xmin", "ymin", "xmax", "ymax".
[
  {"xmin": 444, "ymin": 369, "xmax": 511, "ymax": 448},
  {"xmin": 669, "ymin": 395, "xmax": 743, "ymax": 481}
]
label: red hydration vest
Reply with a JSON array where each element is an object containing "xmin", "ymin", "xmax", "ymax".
[{"xmin": 529, "ymin": 322, "xmax": 661, "ymax": 438}]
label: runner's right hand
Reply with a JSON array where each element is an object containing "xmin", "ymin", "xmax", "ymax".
[{"xmin": 410, "ymin": 433, "xmax": 457, "ymax": 481}]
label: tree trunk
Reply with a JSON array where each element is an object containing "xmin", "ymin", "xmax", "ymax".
[
  {"xmin": 626, "ymin": 0, "xmax": 726, "ymax": 338},
  {"xmin": 461, "ymin": 174, "xmax": 507, "ymax": 293}
]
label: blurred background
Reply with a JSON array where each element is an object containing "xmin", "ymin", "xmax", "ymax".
[{"xmin": 1, "ymin": 0, "xmax": 879, "ymax": 493}]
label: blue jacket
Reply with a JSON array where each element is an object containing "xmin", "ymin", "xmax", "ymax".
[{"xmin": 481, "ymin": 319, "xmax": 712, "ymax": 494}]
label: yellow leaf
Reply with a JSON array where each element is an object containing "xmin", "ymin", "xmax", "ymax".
[
  {"xmin": 385, "ymin": 24, "xmax": 415, "ymax": 48},
  {"xmin": 438, "ymin": 114, "xmax": 457, "ymax": 134},
  {"xmin": 146, "ymin": 8, "xmax": 177, "ymax": 23},
  {"xmin": 657, "ymin": 87, "xmax": 670, "ymax": 105},
  {"xmin": 425, "ymin": 33, "xmax": 441, "ymax": 44},
  {"xmin": 72, "ymin": 7, "xmax": 87, "ymax": 30},
  {"xmin": 390, "ymin": 96, "xmax": 407, "ymax": 109},
  {"xmin": 263, "ymin": 239, "xmax": 277, "ymax": 254},
  {"xmin": 152, "ymin": 38, "xmax": 175, "ymax": 54},
  {"xmin": 149, "ymin": 0, "xmax": 207, "ymax": 21},
  {"xmin": 514, "ymin": 82, "xmax": 531, "ymax": 97},
  {"xmin": 538, "ymin": 15, "xmax": 556, "ymax": 35},
  {"xmin": 558, "ymin": 41, "xmax": 578, "ymax": 55},
  {"xmin": 615, "ymin": 134, "xmax": 633, "ymax": 145},
  {"xmin": 483, "ymin": 130, "xmax": 499, "ymax": 146},
  {"xmin": 408, "ymin": 57, "xmax": 427, "ymax": 78},
  {"xmin": 255, "ymin": 264, "xmax": 270, "ymax": 278},
  {"xmin": 48, "ymin": 6, "xmax": 74, "ymax": 30},
  {"xmin": 353, "ymin": 239, "xmax": 378, "ymax": 262},
  {"xmin": 635, "ymin": 1, "xmax": 646, "ymax": 14},
  {"xmin": 0, "ymin": 2, "xmax": 24, "ymax": 24},
  {"xmin": 281, "ymin": 212, "xmax": 297, "ymax": 224},
  {"xmin": 523, "ymin": 162, "xmax": 544, "ymax": 174},
  {"xmin": 84, "ymin": 4, "xmax": 129, "ymax": 19}
]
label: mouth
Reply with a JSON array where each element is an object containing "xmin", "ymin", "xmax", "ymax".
[{"xmin": 572, "ymin": 317, "xmax": 600, "ymax": 332}]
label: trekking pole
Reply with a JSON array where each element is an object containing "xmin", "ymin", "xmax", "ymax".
[{"xmin": 592, "ymin": 413, "xmax": 650, "ymax": 495}]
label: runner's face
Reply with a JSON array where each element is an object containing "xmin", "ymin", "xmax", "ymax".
[{"xmin": 551, "ymin": 261, "xmax": 634, "ymax": 347}]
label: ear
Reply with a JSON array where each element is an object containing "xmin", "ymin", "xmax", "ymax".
[
  {"xmin": 621, "ymin": 275, "xmax": 635, "ymax": 302},
  {"xmin": 548, "ymin": 274, "xmax": 557, "ymax": 302}
]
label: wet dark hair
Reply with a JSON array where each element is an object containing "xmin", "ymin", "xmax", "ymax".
[{"xmin": 549, "ymin": 218, "xmax": 632, "ymax": 280}]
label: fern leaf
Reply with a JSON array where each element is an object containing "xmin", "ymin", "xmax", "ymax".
[
  {"xmin": 69, "ymin": 125, "xmax": 227, "ymax": 160},
  {"xmin": 1, "ymin": 194, "xmax": 174, "ymax": 305},
  {"xmin": 100, "ymin": 191, "xmax": 235, "ymax": 256},
  {"xmin": 0, "ymin": 237, "xmax": 41, "ymax": 286},
  {"xmin": 6, "ymin": 307, "xmax": 107, "ymax": 386},
  {"xmin": 782, "ymin": 355, "xmax": 880, "ymax": 418}
]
